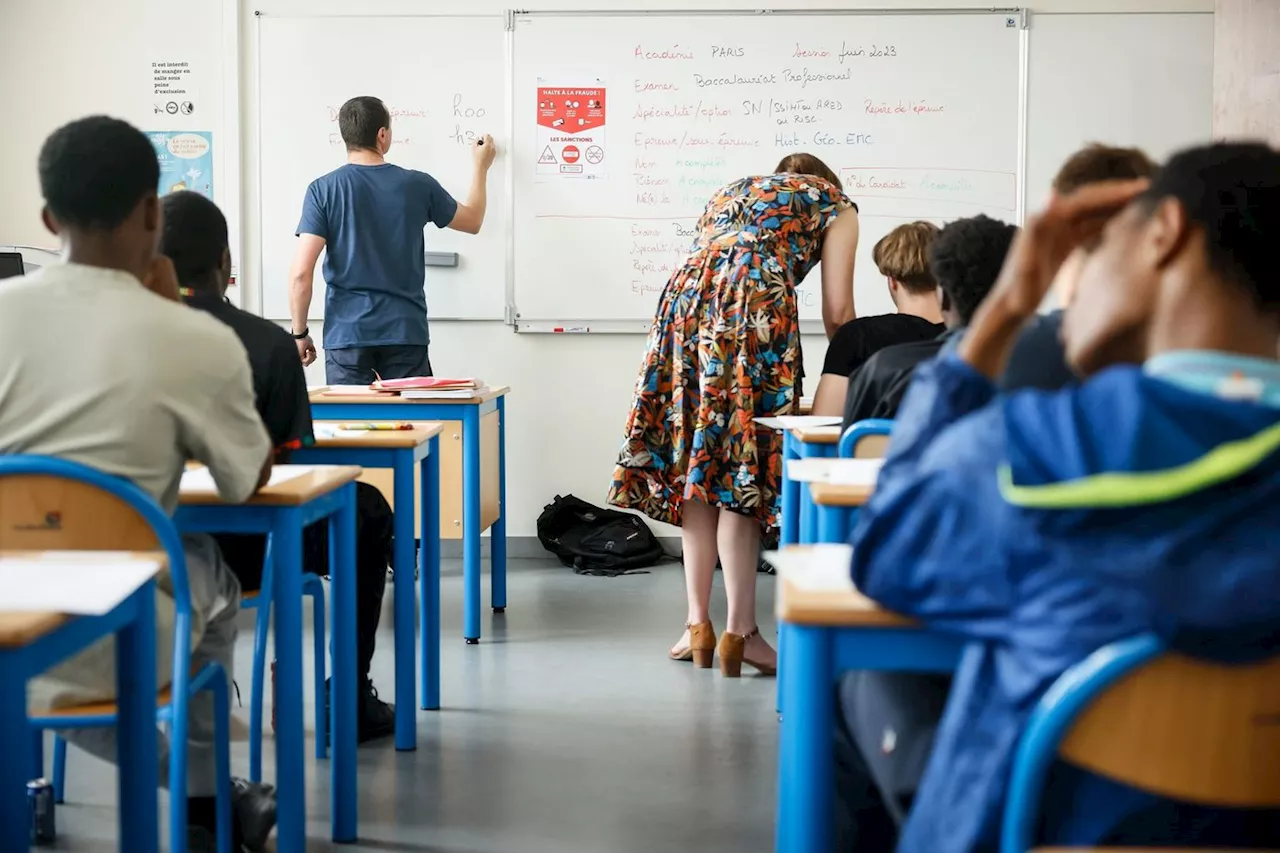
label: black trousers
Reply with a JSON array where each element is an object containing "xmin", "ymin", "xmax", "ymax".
[
  {"xmin": 215, "ymin": 481, "xmax": 392, "ymax": 685},
  {"xmin": 324, "ymin": 345, "xmax": 432, "ymax": 384},
  {"xmin": 833, "ymin": 671, "xmax": 953, "ymax": 852}
]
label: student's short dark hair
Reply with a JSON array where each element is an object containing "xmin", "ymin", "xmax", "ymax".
[
  {"xmin": 38, "ymin": 116, "xmax": 159, "ymax": 230},
  {"xmin": 338, "ymin": 96, "xmax": 390, "ymax": 151},
  {"xmin": 929, "ymin": 215, "xmax": 1018, "ymax": 325},
  {"xmin": 1052, "ymin": 143, "xmax": 1157, "ymax": 194},
  {"xmin": 160, "ymin": 191, "xmax": 229, "ymax": 288},
  {"xmin": 1139, "ymin": 142, "xmax": 1280, "ymax": 310}
]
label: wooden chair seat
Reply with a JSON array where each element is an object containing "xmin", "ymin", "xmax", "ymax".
[{"xmin": 32, "ymin": 686, "xmax": 175, "ymax": 719}]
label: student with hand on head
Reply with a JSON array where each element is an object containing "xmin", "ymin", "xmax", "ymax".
[
  {"xmin": 810, "ymin": 221, "xmax": 945, "ymax": 416},
  {"xmin": 838, "ymin": 142, "xmax": 1280, "ymax": 852},
  {"xmin": 289, "ymin": 95, "xmax": 498, "ymax": 383},
  {"xmin": 160, "ymin": 190, "xmax": 398, "ymax": 744},
  {"xmin": 1000, "ymin": 143, "xmax": 1158, "ymax": 392},
  {"xmin": 841, "ymin": 215, "xmax": 1016, "ymax": 430},
  {"xmin": 0, "ymin": 116, "xmax": 276, "ymax": 853}
]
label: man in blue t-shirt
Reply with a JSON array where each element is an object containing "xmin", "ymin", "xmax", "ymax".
[{"xmin": 288, "ymin": 95, "xmax": 497, "ymax": 382}]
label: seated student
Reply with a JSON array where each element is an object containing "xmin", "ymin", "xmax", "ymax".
[
  {"xmin": 811, "ymin": 222, "xmax": 945, "ymax": 415},
  {"xmin": 841, "ymin": 215, "xmax": 1015, "ymax": 430},
  {"xmin": 0, "ymin": 117, "xmax": 276, "ymax": 852},
  {"xmin": 837, "ymin": 142, "xmax": 1280, "ymax": 853},
  {"xmin": 1001, "ymin": 143, "xmax": 1158, "ymax": 392},
  {"xmin": 159, "ymin": 190, "xmax": 397, "ymax": 743}
]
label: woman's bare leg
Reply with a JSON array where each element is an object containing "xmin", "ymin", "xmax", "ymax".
[
  {"xmin": 672, "ymin": 499, "xmax": 719, "ymax": 654},
  {"xmin": 717, "ymin": 508, "xmax": 776, "ymax": 667}
]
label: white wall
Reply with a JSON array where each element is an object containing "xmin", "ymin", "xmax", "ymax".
[{"xmin": 3, "ymin": 0, "xmax": 1213, "ymax": 538}]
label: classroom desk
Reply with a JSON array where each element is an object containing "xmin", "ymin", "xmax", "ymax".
[
  {"xmin": 292, "ymin": 422, "xmax": 444, "ymax": 750},
  {"xmin": 781, "ymin": 425, "xmax": 841, "ymax": 544},
  {"xmin": 770, "ymin": 545, "xmax": 965, "ymax": 853},
  {"xmin": 0, "ymin": 553, "xmax": 161, "ymax": 853},
  {"xmin": 176, "ymin": 465, "xmax": 361, "ymax": 848},
  {"xmin": 310, "ymin": 386, "xmax": 509, "ymax": 643},
  {"xmin": 786, "ymin": 457, "xmax": 880, "ymax": 544}
]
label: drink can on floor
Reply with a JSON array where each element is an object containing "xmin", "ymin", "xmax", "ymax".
[{"xmin": 28, "ymin": 778, "xmax": 55, "ymax": 845}]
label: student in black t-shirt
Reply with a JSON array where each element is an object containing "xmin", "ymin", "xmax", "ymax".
[
  {"xmin": 160, "ymin": 191, "xmax": 397, "ymax": 744},
  {"xmin": 841, "ymin": 215, "xmax": 1017, "ymax": 430},
  {"xmin": 811, "ymin": 222, "xmax": 945, "ymax": 415}
]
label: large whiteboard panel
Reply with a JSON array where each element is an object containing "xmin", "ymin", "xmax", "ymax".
[
  {"xmin": 512, "ymin": 11, "xmax": 1024, "ymax": 325},
  {"xmin": 257, "ymin": 15, "xmax": 507, "ymax": 321},
  {"xmin": 1025, "ymin": 12, "xmax": 1213, "ymax": 209}
]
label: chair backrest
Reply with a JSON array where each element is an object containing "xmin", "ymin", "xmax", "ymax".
[
  {"xmin": 0, "ymin": 455, "xmax": 190, "ymax": 616},
  {"xmin": 838, "ymin": 419, "xmax": 893, "ymax": 459},
  {"xmin": 1002, "ymin": 633, "xmax": 1280, "ymax": 853}
]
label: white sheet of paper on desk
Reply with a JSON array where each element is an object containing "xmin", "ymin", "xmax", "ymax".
[
  {"xmin": 0, "ymin": 556, "xmax": 162, "ymax": 615},
  {"xmin": 181, "ymin": 465, "xmax": 319, "ymax": 494},
  {"xmin": 764, "ymin": 545, "xmax": 856, "ymax": 592},
  {"xmin": 755, "ymin": 415, "xmax": 842, "ymax": 430},
  {"xmin": 827, "ymin": 459, "xmax": 884, "ymax": 485}
]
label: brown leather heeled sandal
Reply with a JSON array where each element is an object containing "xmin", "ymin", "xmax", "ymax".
[
  {"xmin": 716, "ymin": 627, "xmax": 777, "ymax": 678},
  {"xmin": 669, "ymin": 621, "xmax": 717, "ymax": 668}
]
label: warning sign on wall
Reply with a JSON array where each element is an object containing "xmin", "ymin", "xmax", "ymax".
[{"xmin": 535, "ymin": 80, "xmax": 606, "ymax": 181}]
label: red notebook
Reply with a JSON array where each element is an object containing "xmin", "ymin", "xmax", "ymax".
[{"xmin": 371, "ymin": 376, "xmax": 480, "ymax": 392}]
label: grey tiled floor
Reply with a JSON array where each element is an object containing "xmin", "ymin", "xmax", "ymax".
[{"xmin": 51, "ymin": 558, "xmax": 779, "ymax": 852}]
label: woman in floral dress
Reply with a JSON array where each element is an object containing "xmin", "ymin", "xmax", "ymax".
[{"xmin": 607, "ymin": 153, "xmax": 860, "ymax": 676}]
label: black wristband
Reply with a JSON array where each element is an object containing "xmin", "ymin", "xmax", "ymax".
[{"xmin": 291, "ymin": 326, "xmax": 310, "ymax": 340}]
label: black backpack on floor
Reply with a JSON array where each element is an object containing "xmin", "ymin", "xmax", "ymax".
[{"xmin": 536, "ymin": 495, "xmax": 663, "ymax": 576}]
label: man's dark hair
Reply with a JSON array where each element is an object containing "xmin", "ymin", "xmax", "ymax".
[
  {"xmin": 338, "ymin": 96, "xmax": 390, "ymax": 151},
  {"xmin": 1052, "ymin": 143, "xmax": 1157, "ymax": 195},
  {"xmin": 160, "ymin": 191, "xmax": 229, "ymax": 290},
  {"xmin": 38, "ymin": 116, "xmax": 159, "ymax": 230},
  {"xmin": 1141, "ymin": 142, "xmax": 1280, "ymax": 310},
  {"xmin": 929, "ymin": 214, "xmax": 1018, "ymax": 325}
]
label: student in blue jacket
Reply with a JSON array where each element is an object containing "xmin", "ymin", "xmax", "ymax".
[{"xmin": 841, "ymin": 142, "xmax": 1280, "ymax": 852}]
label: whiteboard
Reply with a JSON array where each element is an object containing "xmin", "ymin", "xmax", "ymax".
[
  {"xmin": 1025, "ymin": 12, "xmax": 1213, "ymax": 209},
  {"xmin": 256, "ymin": 14, "xmax": 508, "ymax": 321},
  {"xmin": 511, "ymin": 10, "xmax": 1025, "ymax": 325}
]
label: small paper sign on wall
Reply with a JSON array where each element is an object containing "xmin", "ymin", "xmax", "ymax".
[
  {"xmin": 535, "ymin": 79, "xmax": 607, "ymax": 181},
  {"xmin": 148, "ymin": 131, "xmax": 214, "ymax": 199}
]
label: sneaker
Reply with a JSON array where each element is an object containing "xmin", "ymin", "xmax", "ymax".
[
  {"xmin": 324, "ymin": 678, "xmax": 397, "ymax": 744},
  {"xmin": 231, "ymin": 777, "xmax": 277, "ymax": 852},
  {"xmin": 358, "ymin": 681, "xmax": 396, "ymax": 743}
]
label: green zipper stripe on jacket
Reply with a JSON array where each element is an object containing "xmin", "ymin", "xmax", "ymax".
[{"xmin": 999, "ymin": 420, "xmax": 1280, "ymax": 509}]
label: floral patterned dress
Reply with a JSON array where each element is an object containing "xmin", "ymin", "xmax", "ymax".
[{"xmin": 607, "ymin": 173, "xmax": 854, "ymax": 532}]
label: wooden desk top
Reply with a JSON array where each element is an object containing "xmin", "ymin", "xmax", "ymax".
[
  {"xmin": 770, "ymin": 546, "xmax": 915, "ymax": 628},
  {"xmin": 810, "ymin": 481, "xmax": 875, "ymax": 507},
  {"xmin": 0, "ymin": 551, "xmax": 164, "ymax": 648},
  {"xmin": 311, "ymin": 421, "xmax": 443, "ymax": 449},
  {"xmin": 310, "ymin": 385, "xmax": 511, "ymax": 406},
  {"xmin": 179, "ymin": 465, "xmax": 362, "ymax": 507},
  {"xmin": 790, "ymin": 424, "xmax": 841, "ymax": 444}
]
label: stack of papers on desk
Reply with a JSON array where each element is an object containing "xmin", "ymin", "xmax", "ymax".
[
  {"xmin": 764, "ymin": 544, "xmax": 855, "ymax": 592},
  {"xmin": 181, "ymin": 465, "xmax": 320, "ymax": 494},
  {"xmin": 0, "ymin": 553, "xmax": 162, "ymax": 615},
  {"xmin": 754, "ymin": 415, "xmax": 843, "ymax": 431}
]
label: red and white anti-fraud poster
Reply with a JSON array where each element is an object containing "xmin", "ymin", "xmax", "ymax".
[{"xmin": 535, "ymin": 80, "xmax": 606, "ymax": 180}]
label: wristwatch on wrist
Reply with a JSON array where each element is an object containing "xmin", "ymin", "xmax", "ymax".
[{"xmin": 291, "ymin": 326, "xmax": 310, "ymax": 340}]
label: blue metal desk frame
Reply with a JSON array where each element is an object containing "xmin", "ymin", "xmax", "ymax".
[
  {"xmin": 780, "ymin": 430, "xmax": 837, "ymax": 547},
  {"xmin": 1, "ymin": 582, "xmax": 158, "ymax": 853},
  {"xmin": 310, "ymin": 395, "xmax": 507, "ymax": 643},
  {"xmin": 292, "ymin": 433, "xmax": 443, "ymax": 750},
  {"xmin": 776, "ymin": 620, "xmax": 965, "ymax": 853},
  {"xmin": 176, "ymin": 482, "xmax": 359, "ymax": 848}
]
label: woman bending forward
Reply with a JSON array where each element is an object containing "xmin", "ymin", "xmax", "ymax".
[{"xmin": 607, "ymin": 153, "xmax": 859, "ymax": 676}]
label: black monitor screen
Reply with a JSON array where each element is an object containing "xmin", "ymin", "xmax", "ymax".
[{"xmin": 0, "ymin": 253, "xmax": 24, "ymax": 280}]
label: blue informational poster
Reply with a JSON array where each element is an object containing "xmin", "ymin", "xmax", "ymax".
[{"xmin": 148, "ymin": 131, "xmax": 214, "ymax": 199}]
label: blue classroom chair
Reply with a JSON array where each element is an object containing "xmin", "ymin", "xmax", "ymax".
[
  {"xmin": 1002, "ymin": 633, "xmax": 1280, "ymax": 853},
  {"xmin": 3, "ymin": 456, "xmax": 232, "ymax": 853},
  {"xmin": 51, "ymin": 535, "xmax": 328, "ymax": 792},
  {"xmin": 837, "ymin": 418, "xmax": 893, "ymax": 459}
]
